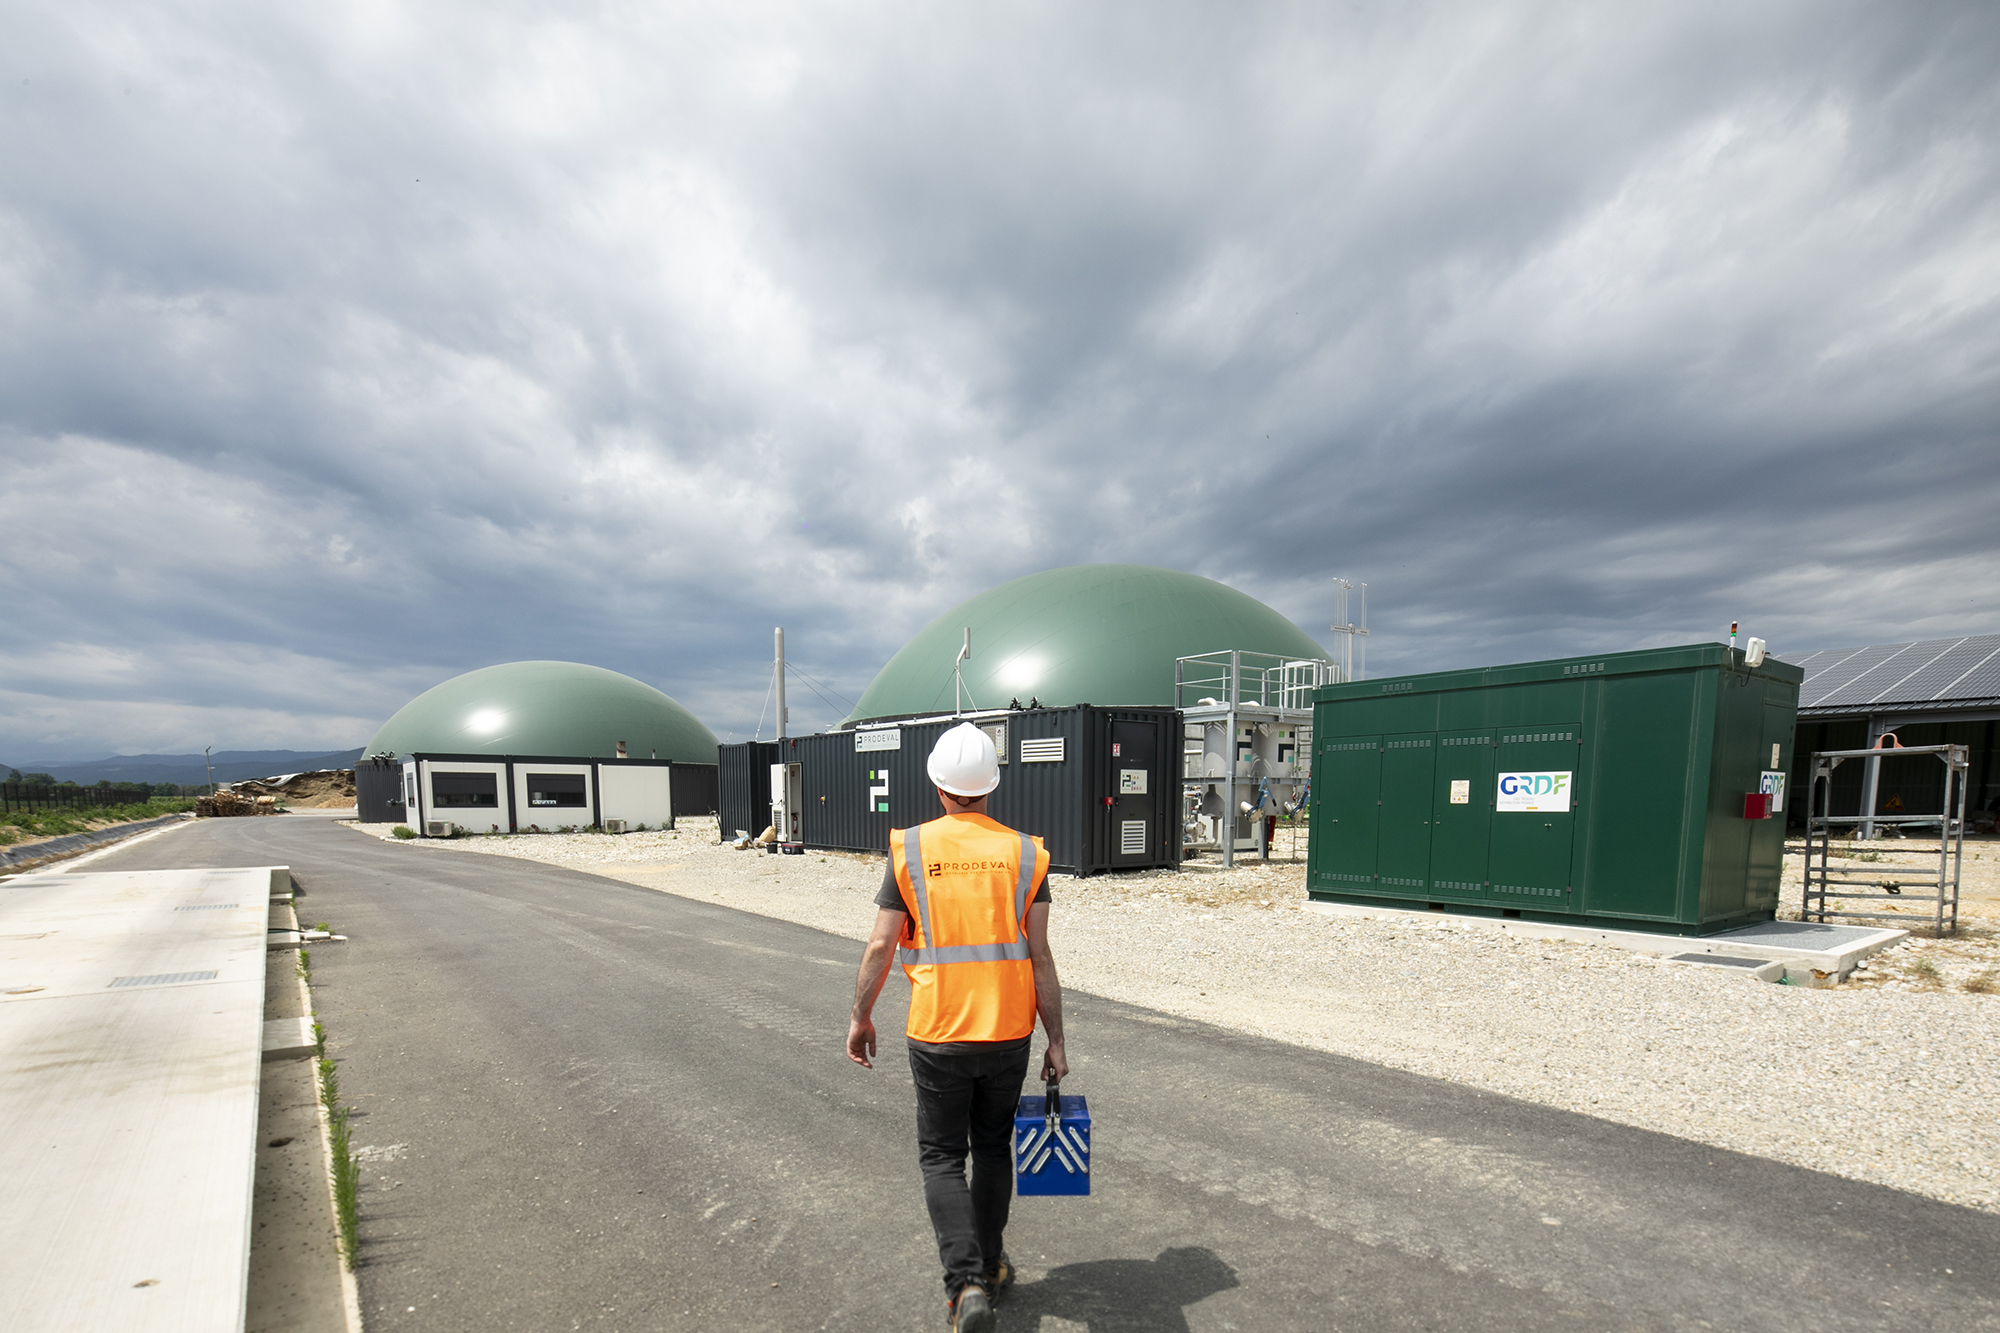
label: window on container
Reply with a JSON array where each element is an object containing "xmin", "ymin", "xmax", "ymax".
[
  {"xmin": 432, "ymin": 772, "xmax": 498, "ymax": 808},
  {"xmin": 527, "ymin": 773, "xmax": 588, "ymax": 807}
]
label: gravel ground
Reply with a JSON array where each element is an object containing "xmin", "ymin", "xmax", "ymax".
[
  {"xmin": 1779, "ymin": 835, "xmax": 2000, "ymax": 995},
  {"xmin": 344, "ymin": 818, "xmax": 2000, "ymax": 1214}
]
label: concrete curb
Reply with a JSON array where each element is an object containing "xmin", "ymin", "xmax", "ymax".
[{"xmin": 0, "ymin": 812, "xmax": 195, "ymax": 870}]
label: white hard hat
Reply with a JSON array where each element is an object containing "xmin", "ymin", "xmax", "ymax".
[{"xmin": 928, "ymin": 722, "xmax": 1001, "ymax": 797}]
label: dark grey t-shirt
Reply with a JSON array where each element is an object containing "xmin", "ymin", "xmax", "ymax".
[{"xmin": 875, "ymin": 848, "xmax": 1050, "ymax": 1057}]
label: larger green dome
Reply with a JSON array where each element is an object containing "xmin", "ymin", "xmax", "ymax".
[
  {"xmin": 848, "ymin": 564, "xmax": 1329, "ymax": 723},
  {"xmin": 365, "ymin": 662, "xmax": 718, "ymax": 762}
]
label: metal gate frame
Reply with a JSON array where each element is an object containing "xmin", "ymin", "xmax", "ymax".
[{"xmin": 1801, "ymin": 742, "xmax": 1967, "ymax": 935}]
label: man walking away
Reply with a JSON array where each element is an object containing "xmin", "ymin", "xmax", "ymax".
[{"xmin": 848, "ymin": 722, "xmax": 1068, "ymax": 1332}]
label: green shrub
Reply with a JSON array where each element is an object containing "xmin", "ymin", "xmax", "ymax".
[
  {"xmin": 0, "ymin": 797, "xmax": 197, "ymax": 842},
  {"xmin": 391, "ymin": 825, "xmax": 416, "ymax": 840}
]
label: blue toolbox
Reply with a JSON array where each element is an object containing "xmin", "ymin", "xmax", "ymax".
[{"xmin": 1014, "ymin": 1080, "xmax": 1090, "ymax": 1196}]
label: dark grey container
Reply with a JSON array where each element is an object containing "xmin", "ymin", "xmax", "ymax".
[
  {"xmin": 725, "ymin": 705, "xmax": 1179, "ymax": 875},
  {"xmin": 670, "ymin": 763, "xmax": 718, "ymax": 819}
]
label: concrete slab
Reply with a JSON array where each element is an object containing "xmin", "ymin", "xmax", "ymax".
[
  {"xmin": 1666, "ymin": 953, "xmax": 1789, "ymax": 983},
  {"xmin": 266, "ymin": 929, "xmax": 342, "ymax": 950},
  {"xmin": 262, "ymin": 1016, "xmax": 318, "ymax": 1061},
  {"xmin": 0, "ymin": 865, "xmax": 281, "ymax": 1332},
  {"xmin": 1303, "ymin": 901, "xmax": 1906, "ymax": 981}
]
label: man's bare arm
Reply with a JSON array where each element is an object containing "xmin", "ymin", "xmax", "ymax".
[
  {"xmin": 847, "ymin": 908, "xmax": 906, "ymax": 1069},
  {"xmin": 1023, "ymin": 900, "xmax": 1067, "ymax": 1081}
]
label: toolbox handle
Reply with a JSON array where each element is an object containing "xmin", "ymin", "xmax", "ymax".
[{"xmin": 1044, "ymin": 1077, "xmax": 1061, "ymax": 1120}]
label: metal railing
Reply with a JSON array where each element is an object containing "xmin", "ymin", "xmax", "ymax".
[
  {"xmin": 1175, "ymin": 650, "xmax": 1338, "ymax": 712},
  {"xmin": 1174, "ymin": 651, "xmax": 1334, "ymax": 867},
  {"xmin": 1801, "ymin": 743, "xmax": 1966, "ymax": 935}
]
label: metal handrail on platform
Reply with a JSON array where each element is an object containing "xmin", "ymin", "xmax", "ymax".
[
  {"xmin": 1801, "ymin": 744, "xmax": 1967, "ymax": 935},
  {"xmin": 1174, "ymin": 651, "xmax": 1334, "ymax": 867}
]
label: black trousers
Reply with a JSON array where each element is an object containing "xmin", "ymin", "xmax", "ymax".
[{"xmin": 908, "ymin": 1041, "xmax": 1032, "ymax": 1298}]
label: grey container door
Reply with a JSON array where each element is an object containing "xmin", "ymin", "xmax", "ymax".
[
  {"xmin": 1314, "ymin": 737, "xmax": 1383, "ymax": 890},
  {"xmin": 1376, "ymin": 735, "xmax": 1435, "ymax": 892},
  {"xmin": 1488, "ymin": 726, "xmax": 1583, "ymax": 905}
]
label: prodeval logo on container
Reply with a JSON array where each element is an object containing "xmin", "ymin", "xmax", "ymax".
[{"xmin": 1497, "ymin": 772, "xmax": 1573, "ymax": 813}]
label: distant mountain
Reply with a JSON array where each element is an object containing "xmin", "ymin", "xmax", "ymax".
[{"xmin": 1, "ymin": 748, "xmax": 365, "ymax": 787}]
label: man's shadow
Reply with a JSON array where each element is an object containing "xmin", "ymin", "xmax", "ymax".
[{"xmin": 997, "ymin": 1246, "xmax": 1238, "ymax": 1331}]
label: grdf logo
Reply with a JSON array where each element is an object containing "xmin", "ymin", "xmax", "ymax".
[{"xmin": 1496, "ymin": 771, "xmax": 1574, "ymax": 813}]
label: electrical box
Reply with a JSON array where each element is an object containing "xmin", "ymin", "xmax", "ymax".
[
  {"xmin": 770, "ymin": 762, "xmax": 803, "ymax": 842},
  {"xmin": 1308, "ymin": 643, "xmax": 1802, "ymax": 935}
]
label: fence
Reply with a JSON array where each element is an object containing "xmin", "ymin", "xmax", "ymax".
[{"xmin": 1, "ymin": 783, "xmax": 187, "ymax": 815}]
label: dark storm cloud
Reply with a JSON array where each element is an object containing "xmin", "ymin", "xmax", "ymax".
[{"xmin": 2, "ymin": 1, "xmax": 1997, "ymax": 758}]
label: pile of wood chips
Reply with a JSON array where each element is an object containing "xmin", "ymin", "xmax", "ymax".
[{"xmin": 228, "ymin": 769, "xmax": 357, "ymax": 808}]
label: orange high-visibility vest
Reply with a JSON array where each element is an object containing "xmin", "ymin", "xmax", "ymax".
[{"xmin": 889, "ymin": 812, "xmax": 1048, "ymax": 1044}]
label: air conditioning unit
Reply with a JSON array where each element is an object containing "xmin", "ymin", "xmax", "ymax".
[
  {"xmin": 424, "ymin": 821, "xmax": 454, "ymax": 838},
  {"xmin": 603, "ymin": 820, "xmax": 628, "ymax": 834}
]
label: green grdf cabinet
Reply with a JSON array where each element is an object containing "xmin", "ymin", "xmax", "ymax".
[{"xmin": 1307, "ymin": 644, "xmax": 1802, "ymax": 935}]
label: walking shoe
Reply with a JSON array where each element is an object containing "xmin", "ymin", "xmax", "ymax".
[
  {"xmin": 949, "ymin": 1283, "xmax": 994, "ymax": 1333},
  {"xmin": 981, "ymin": 1253, "xmax": 1015, "ymax": 1304}
]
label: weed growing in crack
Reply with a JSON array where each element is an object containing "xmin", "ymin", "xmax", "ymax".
[{"xmin": 317, "ymin": 1055, "xmax": 361, "ymax": 1267}]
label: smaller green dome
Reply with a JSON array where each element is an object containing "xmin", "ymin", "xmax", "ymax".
[{"xmin": 366, "ymin": 662, "xmax": 717, "ymax": 762}]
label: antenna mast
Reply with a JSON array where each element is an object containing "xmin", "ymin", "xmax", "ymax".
[
  {"xmin": 1329, "ymin": 579, "xmax": 1369, "ymax": 682},
  {"xmin": 953, "ymin": 628, "xmax": 973, "ymax": 717}
]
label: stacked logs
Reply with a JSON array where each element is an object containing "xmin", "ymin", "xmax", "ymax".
[{"xmin": 194, "ymin": 790, "xmax": 274, "ymax": 817}]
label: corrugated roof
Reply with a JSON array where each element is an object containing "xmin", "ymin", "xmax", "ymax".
[{"xmin": 1791, "ymin": 634, "xmax": 2000, "ymax": 714}]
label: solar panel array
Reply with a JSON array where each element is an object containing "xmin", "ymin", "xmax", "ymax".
[{"xmin": 1789, "ymin": 634, "xmax": 2000, "ymax": 713}]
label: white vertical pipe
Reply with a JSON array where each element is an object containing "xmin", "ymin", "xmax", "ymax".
[
  {"xmin": 954, "ymin": 627, "xmax": 971, "ymax": 716},
  {"xmin": 775, "ymin": 627, "xmax": 787, "ymax": 740}
]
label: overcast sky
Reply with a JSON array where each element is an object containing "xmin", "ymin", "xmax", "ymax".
[{"xmin": 4, "ymin": 1, "xmax": 1997, "ymax": 761}]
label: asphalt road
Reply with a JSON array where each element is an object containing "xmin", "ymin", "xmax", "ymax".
[{"xmin": 85, "ymin": 814, "xmax": 2000, "ymax": 1331}]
